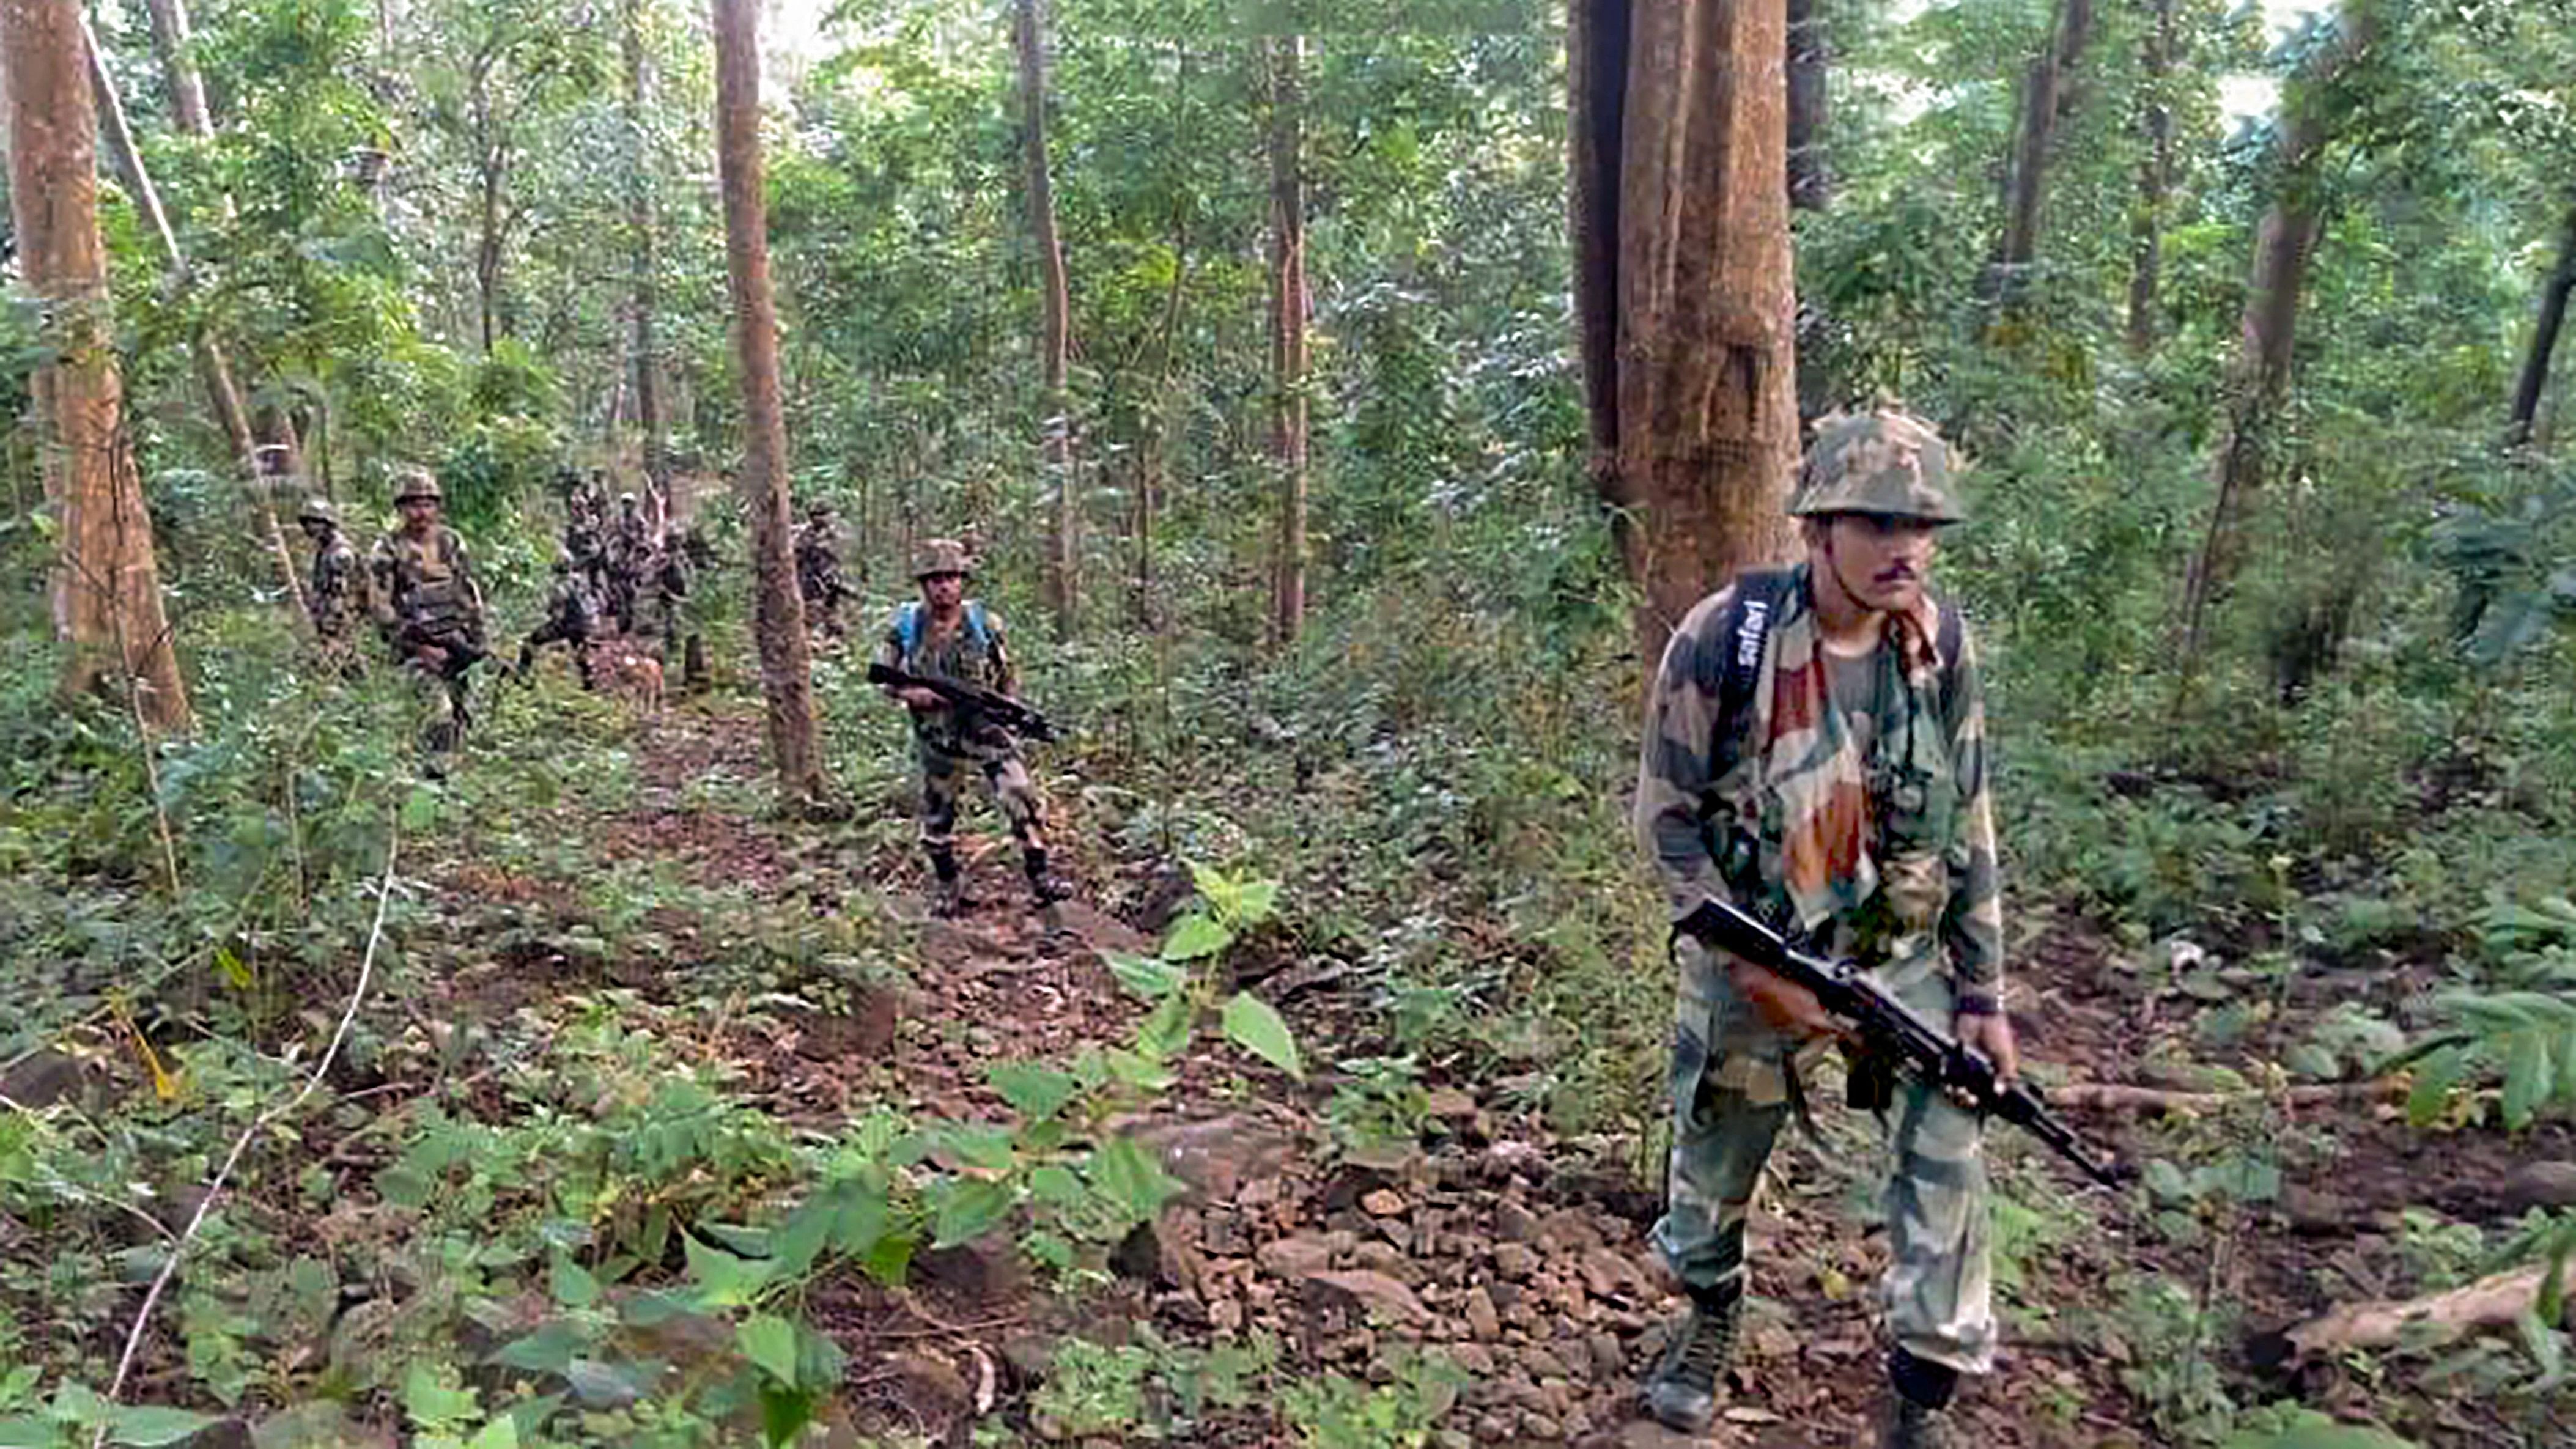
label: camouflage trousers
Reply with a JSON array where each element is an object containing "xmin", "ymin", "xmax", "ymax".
[
  {"xmin": 1654, "ymin": 935, "xmax": 1996, "ymax": 1374},
  {"xmin": 918, "ymin": 748, "xmax": 1046, "ymax": 852}
]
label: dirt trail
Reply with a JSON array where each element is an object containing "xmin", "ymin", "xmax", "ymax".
[{"xmin": 556, "ymin": 702, "xmax": 2565, "ymax": 1448}]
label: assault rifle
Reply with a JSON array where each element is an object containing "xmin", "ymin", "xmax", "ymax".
[
  {"xmin": 1678, "ymin": 898, "xmax": 2133, "ymax": 1189},
  {"xmin": 867, "ymin": 663, "xmax": 1059, "ymax": 743}
]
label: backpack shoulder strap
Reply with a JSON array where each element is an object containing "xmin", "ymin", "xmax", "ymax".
[
  {"xmin": 1933, "ymin": 594, "xmax": 1965, "ymax": 721},
  {"xmin": 965, "ymin": 600, "xmax": 991, "ymax": 648},
  {"xmin": 1713, "ymin": 568, "xmax": 1796, "ymax": 779}
]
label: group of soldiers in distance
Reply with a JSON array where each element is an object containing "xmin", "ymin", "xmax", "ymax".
[{"xmin": 290, "ymin": 465, "xmax": 1061, "ymax": 915}]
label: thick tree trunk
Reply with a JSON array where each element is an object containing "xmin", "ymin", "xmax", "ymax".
[
  {"xmin": 2508, "ymin": 199, "xmax": 2576, "ymax": 451},
  {"xmin": 139, "ymin": 0, "xmax": 213, "ymax": 135},
  {"xmin": 1268, "ymin": 35, "xmax": 1310, "ymax": 644},
  {"xmin": 1785, "ymin": 0, "xmax": 1828, "ymax": 212},
  {"xmin": 712, "ymin": 0, "xmax": 821, "ymax": 802},
  {"xmin": 1570, "ymin": 0, "xmax": 1800, "ymax": 662},
  {"xmin": 83, "ymin": 17, "xmax": 308, "ymax": 629},
  {"xmin": 1980, "ymin": 0, "xmax": 2095, "ymax": 315},
  {"xmin": 1014, "ymin": 0, "xmax": 1076, "ymax": 635},
  {"xmin": 8, "ymin": 0, "xmax": 193, "ymax": 731},
  {"xmin": 624, "ymin": 0, "xmax": 670, "ymax": 500},
  {"xmin": 2124, "ymin": 0, "xmax": 2177, "ymax": 354},
  {"xmin": 2177, "ymin": 6, "xmax": 2374, "ymax": 667}
]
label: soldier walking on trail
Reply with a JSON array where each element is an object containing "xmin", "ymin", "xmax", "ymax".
[
  {"xmin": 607, "ymin": 492, "xmax": 650, "ymax": 633},
  {"xmin": 297, "ymin": 496, "xmax": 367, "ymax": 670},
  {"xmin": 629, "ymin": 538, "xmax": 692, "ymax": 673},
  {"xmin": 877, "ymin": 538, "xmax": 1066, "ymax": 916},
  {"xmin": 1631, "ymin": 409, "xmax": 2013, "ymax": 1448},
  {"xmin": 371, "ymin": 467, "xmax": 489, "ymax": 758},
  {"xmin": 515, "ymin": 552, "xmax": 601, "ymax": 688},
  {"xmin": 795, "ymin": 502, "xmax": 847, "ymax": 638}
]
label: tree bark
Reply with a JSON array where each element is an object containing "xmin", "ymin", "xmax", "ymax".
[
  {"xmin": 1570, "ymin": 0, "xmax": 1800, "ymax": 662},
  {"xmin": 1014, "ymin": 0, "xmax": 1076, "ymax": 636},
  {"xmin": 83, "ymin": 16, "xmax": 308, "ymax": 630},
  {"xmin": 624, "ymin": 0, "xmax": 670, "ymax": 500},
  {"xmin": 8, "ymin": 0, "xmax": 193, "ymax": 731},
  {"xmin": 1785, "ymin": 0, "xmax": 1827, "ymax": 212},
  {"xmin": 2507, "ymin": 197, "xmax": 2576, "ymax": 451},
  {"xmin": 2177, "ymin": 7, "xmax": 2374, "ymax": 666},
  {"xmin": 712, "ymin": 0, "xmax": 822, "ymax": 802},
  {"xmin": 1980, "ymin": 0, "xmax": 2095, "ymax": 315},
  {"xmin": 2124, "ymin": 0, "xmax": 2177, "ymax": 354},
  {"xmin": 139, "ymin": 0, "xmax": 213, "ymax": 135},
  {"xmin": 1267, "ymin": 34, "xmax": 1310, "ymax": 645}
]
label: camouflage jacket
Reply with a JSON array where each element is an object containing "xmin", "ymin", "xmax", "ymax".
[
  {"xmin": 371, "ymin": 525, "xmax": 487, "ymax": 653},
  {"xmin": 876, "ymin": 600, "xmax": 1019, "ymax": 759},
  {"xmin": 630, "ymin": 550, "xmax": 691, "ymax": 639},
  {"xmin": 308, "ymin": 531, "xmax": 367, "ymax": 641},
  {"xmin": 543, "ymin": 570, "xmax": 600, "ymax": 638},
  {"xmin": 1633, "ymin": 567, "xmax": 2004, "ymax": 992}
]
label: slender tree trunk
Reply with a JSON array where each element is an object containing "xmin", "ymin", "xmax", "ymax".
[
  {"xmin": 83, "ymin": 17, "xmax": 308, "ymax": 629},
  {"xmin": 9, "ymin": 0, "xmax": 192, "ymax": 730},
  {"xmin": 1013, "ymin": 0, "xmax": 1076, "ymax": 635},
  {"xmin": 624, "ymin": 0, "xmax": 670, "ymax": 501},
  {"xmin": 2508, "ymin": 198, "xmax": 2576, "ymax": 451},
  {"xmin": 1267, "ymin": 35, "xmax": 1310, "ymax": 644},
  {"xmin": 1570, "ymin": 0, "xmax": 1800, "ymax": 662},
  {"xmin": 712, "ymin": 0, "xmax": 821, "ymax": 801},
  {"xmin": 2125, "ymin": 0, "xmax": 2177, "ymax": 354},
  {"xmin": 2178, "ymin": 6, "xmax": 2373, "ymax": 667},
  {"xmin": 1785, "ymin": 0, "xmax": 1828, "ymax": 212},
  {"xmin": 139, "ymin": 0, "xmax": 213, "ymax": 135},
  {"xmin": 1979, "ymin": 0, "xmax": 2094, "ymax": 316}
]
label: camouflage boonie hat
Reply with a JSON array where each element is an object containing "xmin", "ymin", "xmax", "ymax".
[
  {"xmin": 1788, "ymin": 408, "xmax": 1966, "ymax": 524},
  {"xmin": 912, "ymin": 538, "xmax": 973, "ymax": 580},
  {"xmin": 392, "ymin": 467, "xmax": 443, "ymax": 504},
  {"xmin": 297, "ymin": 496, "xmax": 338, "ymax": 526}
]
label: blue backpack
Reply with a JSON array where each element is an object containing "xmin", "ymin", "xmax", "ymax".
[{"xmin": 894, "ymin": 599, "xmax": 992, "ymax": 662}]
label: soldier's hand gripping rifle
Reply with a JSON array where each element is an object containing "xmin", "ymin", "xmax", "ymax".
[
  {"xmin": 866, "ymin": 663, "xmax": 1060, "ymax": 743},
  {"xmin": 1678, "ymin": 898, "xmax": 2133, "ymax": 1189}
]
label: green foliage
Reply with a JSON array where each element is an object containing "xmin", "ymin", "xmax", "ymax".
[{"xmin": 1278, "ymin": 1352, "xmax": 1464, "ymax": 1449}]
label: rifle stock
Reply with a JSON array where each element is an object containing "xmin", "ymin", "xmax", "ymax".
[{"xmin": 1678, "ymin": 898, "xmax": 2133, "ymax": 1189}]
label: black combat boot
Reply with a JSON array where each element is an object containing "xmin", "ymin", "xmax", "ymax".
[
  {"xmin": 928, "ymin": 846, "xmax": 966, "ymax": 918},
  {"xmin": 1881, "ymin": 1346, "xmax": 1959, "ymax": 1449},
  {"xmin": 1022, "ymin": 846, "xmax": 1069, "ymax": 905},
  {"xmin": 1640, "ymin": 1283, "xmax": 1740, "ymax": 1432}
]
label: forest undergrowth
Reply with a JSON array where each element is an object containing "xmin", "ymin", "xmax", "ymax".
[{"xmin": 4, "ymin": 544, "xmax": 2575, "ymax": 1448}]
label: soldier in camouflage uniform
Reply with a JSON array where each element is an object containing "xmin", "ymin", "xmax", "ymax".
[
  {"xmin": 515, "ymin": 551, "xmax": 601, "ymax": 688},
  {"xmin": 877, "ymin": 539, "xmax": 1065, "ymax": 915},
  {"xmin": 1631, "ymin": 410, "xmax": 2013, "ymax": 1448},
  {"xmin": 795, "ymin": 502, "xmax": 847, "ymax": 638},
  {"xmin": 605, "ymin": 492, "xmax": 649, "ymax": 633},
  {"xmin": 297, "ymin": 497, "xmax": 367, "ymax": 669},
  {"xmin": 629, "ymin": 538, "xmax": 692, "ymax": 671},
  {"xmin": 371, "ymin": 468, "xmax": 489, "ymax": 758}
]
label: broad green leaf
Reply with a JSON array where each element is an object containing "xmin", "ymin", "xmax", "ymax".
[
  {"xmin": 400, "ymin": 786, "xmax": 440, "ymax": 833},
  {"xmin": 1222, "ymin": 992, "xmax": 1304, "ymax": 1080},
  {"xmin": 2408, "ymin": 1047, "xmax": 2468, "ymax": 1127},
  {"xmin": 488, "ymin": 1321, "xmax": 588, "ymax": 1374},
  {"xmin": 1090, "ymin": 1136, "xmax": 1186, "ymax": 1224},
  {"xmin": 0, "ymin": 1417, "xmax": 56, "ymax": 1449},
  {"xmin": 1106, "ymin": 1047, "xmax": 1178, "ymax": 1093},
  {"xmin": 1187, "ymin": 860, "xmax": 1238, "ymax": 918},
  {"xmin": 931, "ymin": 1178, "xmax": 1015, "ymax": 1248},
  {"xmin": 769, "ymin": 1189, "xmax": 840, "ymax": 1279},
  {"xmin": 1162, "ymin": 912, "xmax": 1233, "ymax": 961},
  {"xmin": 550, "ymin": 1253, "xmax": 600, "ymax": 1310},
  {"xmin": 1105, "ymin": 950, "xmax": 1186, "ymax": 1000},
  {"xmin": 2503, "ymin": 1029, "xmax": 2552, "ymax": 1130},
  {"xmin": 924, "ymin": 1123, "xmax": 1017, "ymax": 1173},
  {"xmin": 737, "ymin": 1314, "xmax": 800, "ymax": 1387},
  {"xmin": 2223, "ymin": 1414, "xmax": 2416, "ymax": 1448},
  {"xmin": 1027, "ymin": 1163, "xmax": 1086, "ymax": 1207},
  {"xmin": 1139, "ymin": 993, "xmax": 1195, "ymax": 1060},
  {"xmin": 404, "ymin": 1363, "xmax": 479, "ymax": 1429},
  {"xmin": 1234, "ymin": 879, "xmax": 1281, "ymax": 926},
  {"xmin": 2141, "ymin": 1158, "xmax": 2191, "ymax": 1204},
  {"xmin": 562, "ymin": 1359, "xmax": 642, "ymax": 1408},
  {"xmin": 829, "ymin": 1177, "xmax": 891, "ymax": 1258},
  {"xmin": 860, "ymin": 1228, "xmax": 916, "ymax": 1286},
  {"xmin": 107, "ymin": 1405, "xmax": 221, "ymax": 1447},
  {"xmin": 466, "ymin": 1417, "xmax": 520, "ymax": 1449},
  {"xmin": 989, "ymin": 1061, "xmax": 1080, "ymax": 1122},
  {"xmin": 683, "ymin": 1231, "xmax": 770, "ymax": 1308},
  {"xmin": 757, "ymin": 1382, "xmax": 817, "ymax": 1449}
]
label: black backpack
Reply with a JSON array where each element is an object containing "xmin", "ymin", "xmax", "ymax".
[{"xmin": 1710, "ymin": 568, "xmax": 1965, "ymax": 781}]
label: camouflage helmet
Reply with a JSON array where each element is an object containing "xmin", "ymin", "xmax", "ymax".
[
  {"xmin": 297, "ymin": 496, "xmax": 338, "ymax": 526},
  {"xmin": 912, "ymin": 537, "xmax": 974, "ymax": 580},
  {"xmin": 1788, "ymin": 408, "xmax": 1966, "ymax": 525},
  {"xmin": 391, "ymin": 466, "xmax": 443, "ymax": 504}
]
